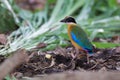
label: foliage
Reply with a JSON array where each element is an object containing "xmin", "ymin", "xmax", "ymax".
[
  {"xmin": 93, "ymin": 42, "xmax": 120, "ymax": 48},
  {"xmin": 5, "ymin": 75, "xmax": 16, "ymax": 80},
  {"xmin": 0, "ymin": 2, "xmax": 16, "ymax": 33},
  {"xmin": 0, "ymin": 0, "xmax": 120, "ymax": 55}
]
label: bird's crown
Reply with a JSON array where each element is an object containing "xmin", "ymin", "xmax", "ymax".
[{"xmin": 60, "ymin": 16, "xmax": 76, "ymax": 23}]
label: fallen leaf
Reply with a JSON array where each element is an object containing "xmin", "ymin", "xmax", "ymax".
[
  {"xmin": 36, "ymin": 43, "xmax": 47, "ymax": 48},
  {"xmin": 115, "ymin": 47, "xmax": 120, "ymax": 53},
  {"xmin": 0, "ymin": 34, "xmax": 7, "ymax": 45},
  {"xmin": 112, "ymin": 36, "xmax": 120, "ymax": 43}
]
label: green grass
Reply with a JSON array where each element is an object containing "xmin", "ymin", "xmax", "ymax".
[
  {"xmin": 0, "ymin": 0, "xmax": 120, "ymax": 55},
  {"xmin": 93, "ymin": 42, "xmax": 120, "ymax": 48},
  {"xmin": 5, "ymin": 75, "xmax": 16, "ymax": 80}
]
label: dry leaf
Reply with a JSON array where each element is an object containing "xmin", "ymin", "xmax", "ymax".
[{"xmin": 0, "ymin": 34, "xmax": 7, "ymax": 45}]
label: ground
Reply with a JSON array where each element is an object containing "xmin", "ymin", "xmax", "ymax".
[
  {"xmin": 0, "ymin": 46, "xmax": 120, "ymax": 79},
  {"xmin": 0, "ymin": 37, "xmax": 120, "ymax": 79}
]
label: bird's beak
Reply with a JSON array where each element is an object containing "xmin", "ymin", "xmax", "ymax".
[{"xmin": 60, "ymin": 19, "xmax": 65, "ymax": 22}]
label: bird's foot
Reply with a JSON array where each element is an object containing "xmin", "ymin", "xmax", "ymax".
[
  {"xmin": 70, "ymin": 48, "xmax": 80, "ymax": 59},
  {"xmin": 87, "ymin": 54, "xmax": 90, "ymax": 64}
]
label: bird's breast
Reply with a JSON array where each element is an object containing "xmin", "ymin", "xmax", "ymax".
[{"xmin": 67, "ymin": 24, "xmax": 83, "ymax": 50}]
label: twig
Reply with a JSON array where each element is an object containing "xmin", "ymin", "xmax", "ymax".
[{"xmin": 0, "ymin": 49, "xmax": 29, "ymax": 80}]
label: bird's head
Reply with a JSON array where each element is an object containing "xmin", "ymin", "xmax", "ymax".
[{"xmin": 60, "ymin": 16, "xmax": 76, "ymax": 24}]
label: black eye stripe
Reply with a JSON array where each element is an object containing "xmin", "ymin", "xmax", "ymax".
[
  {"xmin": 60, "ymin": 16, "xmax": 76, "ymax": 23},
  {"xmin": 65, "ymin": 17, "xmax": 76, "ymax": 23}
]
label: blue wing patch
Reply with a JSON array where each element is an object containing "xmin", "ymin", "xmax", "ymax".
[
  {"xmin": 71, "ymin": 32, "xmax": 93, "ymax": 54},
  {"xmin": 71, "ymin": 32, "xmax": 83, "ymax": 47}
]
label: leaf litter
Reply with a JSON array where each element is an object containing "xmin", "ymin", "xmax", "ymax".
[
  {"xmin": 13, "ymin": 46, "xmax": 120, "ymax": 77},
  {"xmin": 0, "ymin": 38, "xmax": 120, "ymax": 78}
]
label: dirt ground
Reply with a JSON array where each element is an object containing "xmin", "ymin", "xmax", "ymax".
[
  {"xmin": 0, "ymin": 37, "xmax": 120, "ymax": 79},
  {"xmin": 0, "ymin": 46, "xmax": 120, "ymax": 78}
]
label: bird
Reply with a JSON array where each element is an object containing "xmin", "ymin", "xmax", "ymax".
[{"xmin": 60, "ymin": 16, "xmax": 94, "ymax": 60}]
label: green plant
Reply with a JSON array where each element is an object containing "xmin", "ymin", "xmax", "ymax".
[
  {"xmin": 0, "ymin": 0, "xmax": 120, "ymax": 55},
  {"xmin": 5, "ymin": 75, "xmax": 16, "ymax": 80}
]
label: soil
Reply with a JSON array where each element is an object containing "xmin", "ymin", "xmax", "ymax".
[
  {"xmin": 1, "ymin": 46, "xmax": 120, "ymax": 78},
  {"xmin": 0, "ymin": 37, "xmax": 120, "ymax": 79}
]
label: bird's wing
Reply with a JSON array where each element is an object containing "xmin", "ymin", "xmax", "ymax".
[{"xmin": 70, "ymin": 25, "xmax": 93, "ymax": 53}]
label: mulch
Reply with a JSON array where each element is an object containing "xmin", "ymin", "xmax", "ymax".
[
  {"xmin": 3, "ymin": 46, "xmax": 119, "ymax": 77},
  {"xmin": 0, "ymin": 37, "xmax": 120, "ymax": 79}
]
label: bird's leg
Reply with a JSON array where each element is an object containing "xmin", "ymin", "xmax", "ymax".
[
  {"xmin": 87, "ymin": 53, "xmax": 90, "ymax": 64},
  {"xmin": 71, "ymin": 48, "xmax": 79, "ymax": 59},
  {"xmin": 83, "ymin": 50, "xmax": 90, "ymax": 64},
  {"xmin": 74, "ymin": 48, "xmax": 80, "ymax": 60},
  {"xmin": 75, "ymin": 48, "xmax": 80, "ymax": 56},
  {"xmin": 69, "ymin": 48, "xmax": 79, "ymax": 70}
]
